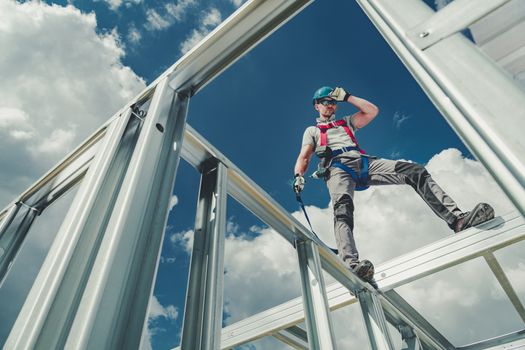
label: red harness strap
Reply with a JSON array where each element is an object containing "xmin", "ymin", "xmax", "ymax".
[{"xmin": 317, "ymin": 119, "xmax": 365, "ymax": 154}]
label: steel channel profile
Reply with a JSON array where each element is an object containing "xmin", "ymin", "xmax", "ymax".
[
  {"xmin": 181, "ymin": 161, "xmax": 227, "ymax": 350},
  {"xmin": 407, "ymin": 0, "xmax": 511, "ymax": 50},
  {"xmin": 61, "ymin": 78, "xmax": 187, "ymax": 349},
  {"xmin": 273, "ymin": 326, "xmax": 309, "ymax": 349},
  {"xmin": 296, "ymin": 239, "xmax": 337, "ymax": 349},
  {"xmin": 356, "ymin": 0, "xmax": 525, "ymax": 216},
  {"xmin": 357, "ymin": 290, "xmax": 395, "ymax": 350},
  {"xmin": 5, "ymin": 105, "xmax": 137, "ymax": 349}
]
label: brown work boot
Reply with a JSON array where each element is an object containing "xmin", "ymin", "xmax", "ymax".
[{"xmin": 454, "ymin": 203, "xmax": 495, "ymax": 233}]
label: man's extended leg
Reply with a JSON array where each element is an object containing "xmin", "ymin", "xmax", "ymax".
[{"xmin": 367, "ymin": 158, "xmax": 493, "ymax": 231}]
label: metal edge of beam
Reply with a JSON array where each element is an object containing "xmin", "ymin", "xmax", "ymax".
[
  {"xmin": 483, "ymin": 252, "xmax": 525, "ymax": 323},
  {"xmin": 407, "ymin": 0, "xmax": 511, "ymax": 50},
  {"xmin": 180, "ymin": 160, "xmax": 228, "ymax": 350},
  {"xmin": 381, "ymin": 290, "xmax": 454, "ymax": 350},
  {"xmin": 167, "ymin": 0, "xmax": 314, "ymax": 94},
  {"xmin": 296, "ymin": 240, "xmax": 337, "ymax": 349},
  {"xmin": 375, "ymin": 213, "xmax": 519, "ymax": 272},
  {"xmin": 273, "ymin": 325, "xmax": 309, "ymax": 350},
  {"xmin": 125, "ymin": 0, "xmax": 313, "ymax": 102},
  {"xmin": 61, "ymin": 78, "xmax": 184, "ymax": 349},
  {"xmin": 357, "ymin": 289, "xmax": 396, "ymax": 350},
  {"xmin": 457, "ymin": 329, "xmax": 525, "ymax": 350},
  {"xmin": 356, "ymin": 0, "xmax": 525, "ymax": 217},
  {"xmin": 216, "ymin": 212, "xmax": 525, "ymax": 348},
  {"xmin": 4, "ymin": 106, "xmax": 136, "ymax": 350},
  {"xmin": 376, "ymin": 213, "xmax": 524, "ymax": 289}
]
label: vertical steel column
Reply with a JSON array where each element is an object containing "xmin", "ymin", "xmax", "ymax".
[
  {"xmin": 5, "ymin": 104, "xmax": 139, "ymax": 349},
  {"xmin": 6, "ymin": 76, "xmax": 189, "ymax": 349},
  {"xmin": 181, "ymin": 160, "xmax": 227, "ymax": 350},
  {"xmin": 296, "ymin": 239, "xmax": 337, "ymax": 350},
  {"xmin": 356, "ymin": 0, "xmax": 525, "ymax": 216},
  {"xmin": 63, "ymin": 77, "xmax": 189, "ymax": 349},
  {"xmin": 399, "ymin": 325, "xmax": 422, "ymax": 350},
  {"xmin": 0, "ymin": 203, "xmax": 39, "ymax": 286},
  {"xmin": 357, "ymin": 290, "xmax": 395, "ymax": 350}
]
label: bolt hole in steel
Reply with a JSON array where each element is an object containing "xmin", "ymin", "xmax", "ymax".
[{"xmin": 156, "ymin": 123, "xmax": 164, "ymax": 132}]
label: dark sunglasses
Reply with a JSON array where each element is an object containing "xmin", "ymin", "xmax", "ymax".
[{"xmin": 317, "ymin": 99, "xmax": 337, "ymax": 106}]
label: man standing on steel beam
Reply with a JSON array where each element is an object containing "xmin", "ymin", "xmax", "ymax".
[{"xmin": 292, "ymin": 86, "xmax": 495, "ymax": 286}]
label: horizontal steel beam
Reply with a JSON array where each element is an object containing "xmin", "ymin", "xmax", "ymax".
[
  {"xmin": 408, "ymin": 0, "xmax": 511, "ymax": 49},
  {"xmin": 483, "ymin": 252, "xmax": 525, "ymax": 323},
  {"xmin": 457, "ymin": 329, "xmax": 525, "ymax": 350},
  {"xmin": 166, "ymin": 0, "xmax": 312, "ymax": 94},
  {"xmin": 273, "ymin": 326, "xmax": 308, "ymax": 350},
  {"xmin": 218, "ymin": 212, "xmax": 525, "ymax": 348}
]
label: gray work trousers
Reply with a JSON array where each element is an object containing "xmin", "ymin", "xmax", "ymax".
[{"xmin": 325, "ymin": 156, "xmax": 462, "ymax": 267}]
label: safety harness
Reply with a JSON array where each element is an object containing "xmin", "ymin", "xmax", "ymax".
[{"xmin": 316, "ymin": 119, "xmax": 370, "ymax": 191}]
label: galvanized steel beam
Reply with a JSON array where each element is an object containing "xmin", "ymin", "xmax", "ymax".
[
  {"xmin": 356, "ymin": 0, "xmax": 525, "ymax": 217},
  {"xmin": 483, "ymin": 252, "xmax": 525, "ymax": 323},
  {"xmin": 357, "ymin": 290, "xmax": 395, "ymax": 350},
  {"xmin": 273, "ymin": 326, "xmax": 309, "ymax": 350},
  {"xmin": 0, "ymin": 204, "xmax": 39, "ymax": 287},
  {"xmin": 296, "ymin": 239, "xmax": 337, "ymax": 349},
  {"xmin": 5, "ymin": 104, "xmax": 138, "ymax": 350},
  {"xmin": 457, "ymin": 329, "xmax": 525, "ymax": 350},
  {"xmin": 408, "ymin": 0, "xmax": 511, "ymax": 49},
  {"xmin": 63, "ymin": 78, "xmax": 188, "ymax": 349},
  {"xmin": 381, "ymin": 290, "xmax": 453, "ymax": 350},
  {"xmin": 180, "ymin": 160, "xmax": 227, "ymax": 350}
]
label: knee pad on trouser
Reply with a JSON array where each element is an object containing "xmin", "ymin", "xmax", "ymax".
[{"xmin": 333, "ymin": 194, "xmax": 355, "ymax": 231}]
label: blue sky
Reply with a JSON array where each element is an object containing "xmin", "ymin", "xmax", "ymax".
[{"xmin": 2, "ymin": 0, "xmax": 524, "ymax": 349}]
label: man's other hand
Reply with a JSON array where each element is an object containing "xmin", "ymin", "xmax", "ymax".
[{"xmin": 293, "ymin": 174, "xmax": 305, "ymax": 194}]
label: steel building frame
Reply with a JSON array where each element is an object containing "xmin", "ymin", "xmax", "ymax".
[{"xmin": 1, "ymin": 0, "xmax": 524, "ymax": 349}]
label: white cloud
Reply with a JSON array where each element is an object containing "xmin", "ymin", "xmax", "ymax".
[
  {"xmin": 434, "ymin": 0, "xmax": 452, "ymax": 10},
  {"xmin": 145, "ymin": 8, "xmax": 171, "ymax": 31},
  {"xmin": 180, "ymin": 8, "xmax": 222, "ymax": 54},
  {"xmin": 165, "ymin": 0, "xmax": 196, "ymax": 21},
  {"xmin": 102, "ymin": 0, "xmax": 142, "ymax": 12},
  {"xmin": 149, "ymin": 295, "xmax": 178, "ymax": 321},
  {"xmin": 169, "ymin": 195, "xmax": 179, "ymax": 211},
  {"xmin": 127, "ymin": 24, "xmax": 142, "ymax": 44},
  {"xmin": 0, "ymin": 0, "xmax": 145, "ymax": 208},
  {"xmin": 142, "ymin": 295, "xmax": 179, "ymax": 350},
  {"xmin": 202, "ymin": 8, "xmax": 221, "ymax": 27},
  {"xmin": 393, "ymin": 111, "xmax": 410, "ymax": 129},
  {"xmin": 170, "ymin": 229, "xmax": 194, "ymax": 253},
  {"xmin": 145, "ymin": 0, "xmax": 196, "ymax": 32},
  {"xmin": 230, "ymin": 0, "xmax": 246, "ymax": 8}
]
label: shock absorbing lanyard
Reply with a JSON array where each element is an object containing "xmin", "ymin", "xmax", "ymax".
[{"xmin": 295, "ymin": 192, "xmax": 338, "ymax": 255}]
